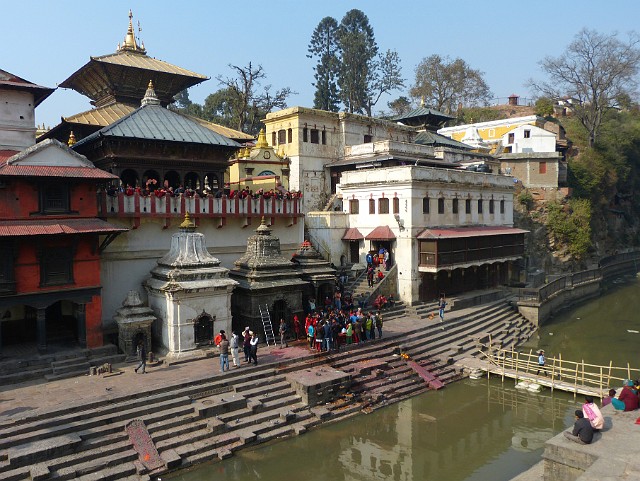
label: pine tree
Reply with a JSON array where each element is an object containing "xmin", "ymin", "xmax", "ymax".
[{"xmin": 308, "ymin": 17, "xmax": 341, "ymax": 112}]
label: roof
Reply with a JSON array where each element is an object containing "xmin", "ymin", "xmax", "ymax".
[
  {"xmin": 0, "ymin": 68, "xmax": 55, "ymax": 107},
  {"xmin": 0, "ymin": 218, "xmax": 127, "ymax": 237},
  {"xmin": 0, "ymin": 150, "xmax": 19, "ymax": 162},
  {"xmin": 64, "ymin": 103, "xmax": 135, "ymax": 127},
  {"xmin": 365, "ymin": 225, "xmax": 396, "ymax": 241},
  {"xmin": 73, "ymin": 103, "xmax": 241, "ymax": 149},
  {"xmin": 414, "ymin": 131, "xmax": 473, "ymax": 150},
  {"xmin": 0, "ymin": 139, "xmax": 118, "ymax": 180},
  {"xmin": 187, "ymin": 115, "xmax": 254, "ymax": 142},
  {"xmin": 342, "ymin": 227, "xmax": 364, "ymax": 241},
  {"xmin": 416, "ymin": 226, "xmax": 529, "ymax": 240},
  {"xmin": 393, "ymin": 106, "xmax": 454, "ymax": 124},
  {"xmin": 91, "ymin": 51, "xmax": 207, "ymax": 80}
]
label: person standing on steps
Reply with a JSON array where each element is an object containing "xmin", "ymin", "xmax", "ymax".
[
  {"xmin": 230, "ymin": 331, "xmax": 240, "ymax": 368},
  {"xmin": 134, "ymin": 340, "xmax": 146, "ymax": 374},
  {"xmin": 376, "ymin": 310, "xmax": 383, "ymax": 338},
  {"xmin": 249, "ymin": 331, "xmax": 259, "ymax": 365},
  {"xmin": 218, "ymin": 333, "xmax": 230, "ymax": 372},
  {"xmin": 243, "ymin": 327, "xmax": 251, "ymax": 362},
  {"xmin": 439, "ymin": 295, "xmax": 447, "ymax": 328}
]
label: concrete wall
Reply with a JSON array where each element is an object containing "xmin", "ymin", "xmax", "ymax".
[{"xmin": 0, "ymin": 90, "xmax": 35, "ymax": 151}]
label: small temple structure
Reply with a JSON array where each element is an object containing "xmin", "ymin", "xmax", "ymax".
[
  {"xmin": 144, "ymin": 213, "xmax": 237, "ymax": 361},
  {"xmin": 291, "ymin": 240, "xmax": 336, "ymax": 310},
  {"xmin": 113, "ymin": 290, "xmax": 156, "ymax": 359},
  {"xmin": 230, "ymin": 218, "xmax": 306, "ymax": 336}
]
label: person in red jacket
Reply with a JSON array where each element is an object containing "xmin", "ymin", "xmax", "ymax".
[{"xmin": 612, "ymin": 380, "xmax": 639, "ymax": 411}]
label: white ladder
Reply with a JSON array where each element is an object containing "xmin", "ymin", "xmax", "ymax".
[{"xmin": 259, "ymin": 305, "xmax": 275, "ymax": 346}]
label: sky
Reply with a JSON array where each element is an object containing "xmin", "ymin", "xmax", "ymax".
[{"xmin": 4, "ymin": 0, "xmax": 640, "ymax": 129}]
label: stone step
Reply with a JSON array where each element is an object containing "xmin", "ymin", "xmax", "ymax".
[
  {"xmin": 50, "ymin": 355, "xmax": 90, "ymax": 369},
  {"xmin": 260, "ymin": 393, "xmax": 302, "ymax": 410},
  {"xmin": 0, "ymin": 367, "xmax": 53, "ymax": 386},
  {"xmin": 0, "ymin": 465, "xmax": 30, "ymax": 481},
  {"xmin": 39, "ymin": 438, "xmax": 132, "ymax": 477},
  {"xmin": 71, "ymin": 457, "xmax": 137, "ymax": 481},
  {"xmin": 151, "ymin": 418, "xmax": 209, "ymax": 445}
]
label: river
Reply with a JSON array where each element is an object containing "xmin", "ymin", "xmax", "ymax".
[{"xmin": 167, "ymin": 276, "xmax": 640, "ymax": 481}]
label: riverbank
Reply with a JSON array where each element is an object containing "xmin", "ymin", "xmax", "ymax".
[{"xmin": 0, "ymin": 297, "xmax": 533, "ymax": 480}]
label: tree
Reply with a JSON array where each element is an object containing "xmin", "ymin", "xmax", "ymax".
[
  {"xmin": 532, "ymin": 29, "xmax": 640, "ymax": 147},
  {"xmin": 410, "ymin": 54, "xmax": 491, "ymax": 113},
  {"xmin": 534, "ymin": 97, "xmax": 555, "ymax": 117},
  {"xmin": 215, "ymin": 62, "xmax": 295, "ymax": 135},
  {"xmin": 364, "ymin": 49, "xmax": 405, "ymax": 117},
  {"xmin": 336, "ymin": 9, "xmax": 378, "ymax": 114},
  {"xmin": 308, "ymin": 17, "xmax": 341, "ymax": 112},
  {"xmin": 387, "ymin": 96, "xmax": 413, "ymax": 117}
]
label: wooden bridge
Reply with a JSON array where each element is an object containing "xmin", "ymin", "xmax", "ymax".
[{"xmin": 456, "ymin": 338, "xmax": 640, "ymax": 399}]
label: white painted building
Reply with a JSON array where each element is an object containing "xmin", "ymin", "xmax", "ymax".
[{"xmin": 501, "ymin": 124, "xmax": 557, "ymax": 153}]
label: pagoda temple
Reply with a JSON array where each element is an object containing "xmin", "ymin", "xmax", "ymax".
[{"xmin": 40, "ymin": 11, "xmax": 252, "ymax": 145}]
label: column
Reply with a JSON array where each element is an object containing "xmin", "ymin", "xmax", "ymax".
[
  {"xmin": 36, "ymin": 308, "xmax": 47, "ymax": 353},
  {"xmin": 76, "ymin": 303, "xmax": 87, "ymax": 347}
]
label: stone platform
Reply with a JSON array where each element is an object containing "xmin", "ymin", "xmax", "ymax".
[{"xmin": 285, "ymin": 368, "xmax": 351, "ymax": 406}]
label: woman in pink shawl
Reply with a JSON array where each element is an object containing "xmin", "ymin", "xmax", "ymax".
[{"xmin": 582, "ymin": 395, "xmax": 604, "ymax": 430}]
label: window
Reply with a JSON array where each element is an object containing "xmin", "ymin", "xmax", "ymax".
[
  {"xmin": 465, "ymin": 199, "xmax": 471, "ymax": 214},
  {"xmin": 508, "ymin": 133, "xmax": 515, "ymax": 144},
  {"xmin": 310, "ymin": 129, "xmax": 319, "ymax": 144},
  {"xmin": 0, "ymin": 241, "xmax": 15, "ymax": 294},
  {"xmin": 277, "ymin": 129, "xmax": 286, "ymax": 144},
  {"xmin": 489, "ymin": 199, "xmax": 494, "ymax": 214},
  {"xmin": 303, "ymin": 127, "xmax": 308, "ymax": 142},
  {"xmin": 40, "ymin": 183, "xmax": 70, "ymax": 214},
  {"xmin": 321, "ymin": 130, "xmax": 326, "ymax": 145},
  {"xmin": 452, "ymin": 198, "xmax": 459, "ymax": 214},
  {"xmin": 478, "ymin": 199, "xmax": 483, "ymax": 214},
  {"xmin": 524, "ymin": 129, "xmax": 531, "ymax": 138},
  {"xmin": 422, "ymin": 196, "xmax": 430, "ymax": 214},
  {"xmin": 272, "ymin": 132, "xmax": 277, "ymax": 145},
  {"xmin": 488, "ymin": 128, "xmax": 495, "ymax": 138},
  {"xmin": 40, "ymin": 246, "xmax": 74, "ymax": 286},
  {"xmin": 287, "ymin": 128, "xmax": 292, "ymax": 143},
  {"xmin": 349, "ymin": 199, "xmax": 359, "ymax": 214},
  {"xmin": 438, "ymin": 197, "xmax": 445, "ymax": 214},
  {"xmin": 378, "ymin": 198, "xmax": 389, "ymax": 214},
  {"xmin": 392, "ymin": 197, "xmax": 400, "ymax": 214},
  {"xmin": 369, "ymin": 199, "xmax": 375, "ymax": 214},
  {"xmin": 500, "ymin": 199, "xmax": 505, "ymax": 214},
  {"xmin": 364, "ymin": 134, "xmax": 373, "ymax": 143},
  {"xmin": 539, "ymin": 161, "xmax": 547, "ymax": 174}
]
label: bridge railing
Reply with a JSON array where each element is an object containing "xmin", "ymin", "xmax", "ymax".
[{"xmin": 478, "ymin": 339, "xmax": 640, "ymax": 398}]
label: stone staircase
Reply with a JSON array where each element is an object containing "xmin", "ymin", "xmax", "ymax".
[
  {"xmin": 0, "ymin": 345, "xmax": 126, "ymax": 386},
  {"xmin": 0, "ymin": 299, "xmax": 536, "ymax": 480}
]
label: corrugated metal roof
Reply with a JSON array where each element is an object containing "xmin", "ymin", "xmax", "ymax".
[
  {"xmin": 393, "ymin": 107, "xmax": 454, "ymax": 122},
  {"xmin": 0, "ymin": 68, "xmax": 55, "ymax": 106},
  {"xmin": 365, "ymin": 226, "xmax": 396, "ymax": 241},
  {"xmin": 417, "ymin": 226, "xmax": 529, "ymax": 240},
  {"xmin": 187, "ymin": 115, "xmax": 254, "ymax": 141},
  {"xmin": 414, "ymin": 131, "xmax": 472, "ymax": 150},
  {"xmin": 64, "ymin": 103, "xmax": 135, "ymax": 126},
  {"xmin": 0, "ymin": 218, "xmax": 127, "ymax": 237},
  {"xmin": 74, "ymin": 104, "xmax": 241, "ymax": 148},
  {"xmin": 342, "ymin": 227, "xmax": 364, "ymax": 241},
  {"xmin": 92, "ymin": 51, "xmax": 207, "ymax": 79},
  {"xmin": 0, "ymin": 164, "xmax": 117, "ymax": 179}
]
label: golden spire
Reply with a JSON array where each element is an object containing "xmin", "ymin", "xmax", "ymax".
[
  {"xmin": 68, "ymin": 131, "xmax": 76, "ymax": 146},
  {"xmin": 255, "ymin": 129, "xmax": 268, "ymax": 149},
  {"xmin": 180, "ymin": 212, "xmax": 195, "ymax": 229},
  {"xmin": 141, "ymin": 80, "xmax": 160, "ymax": 106},
  {"xmin": 119, "ymin": 10, "xmax": 146, "ymax": 54},
  {"xmin": 420, "ymin": 96, "xmax": 425, "ymax": 108}
]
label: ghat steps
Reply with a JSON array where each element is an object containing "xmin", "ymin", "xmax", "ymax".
[{"xmin": 0, "ymin": 299, "xmax": 534, "ymax": 481}]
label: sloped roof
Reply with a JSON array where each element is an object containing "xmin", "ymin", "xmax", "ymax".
[
  {"xmin": 0, "ymin": 139, "xmax": 117, "ymax": 179},
  {"xmin": 414, "ymin": 131, "xmax": 472, "ymax": 150},
  {"xmin": 416, "ymin": 226, "xmax": 529, "ymax": 240},
  {"xmin": 0, "ymin": 218, "xmax": 127, "ymax": 237},
  {"xmin": 393, "ymin": 107, "xmax": 454, "ymax": 127},
  {"xmin": 73, "ymin": 103, "xmax": 241, "ymax": 148},
  {"xmin": 365, "ymin": 225, "xmax": 396, "ymax": 241},
  {"xmin": 0, "ymin": 68, "xmax": 55, "ymax": 107},
  {"xmin": 91, "ymin": 51, "xmax": 206, "ymax": 79},
  {"xmin": 342, "ymin": 228, "xmax": 364, "ymax": 240},
  {"xmin": 64, "ymin": 103, "xmax": 135, "ymax": 126}
]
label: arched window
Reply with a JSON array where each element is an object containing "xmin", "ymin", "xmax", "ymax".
[
  {"xmin": 392, "ymin": 197, "xmax": 400, "ymax": 214},
  {"xmin": 349, "ymin": 199, "xmax": 359, "ymax": 214},
  {"xmin": 438, "ymin": 197, "xmax": 445, "ymax": 214},
  {"xmin": 452, "ymin": 198, "xmax": 459, "ymax": 214},
  {"xmin": 378, "ymin": 198, "xmax": 389, "ymax": 214},
  {"xmin": 500, "ymin": 199, "xmax": 505, "ymax": 214},
  {"xmin": 369, "ymin": 199, "xmax": 375, "ymax": 214},
  {"xmin": 164, "ymin": 170, "xmax": 180, "ymax": 189},
  {"xmin": 422, "ymin": 196, "xmax": 430, "ymax": 214},
  {"xmin": 184, "ymin": 172, "xmax": 200, "ymax": 190},
  {"xmin": 257, "ymin": 170, "xmax": 276, "ymax": 177}
]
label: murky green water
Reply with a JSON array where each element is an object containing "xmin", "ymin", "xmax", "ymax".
[{"xmin": 168, "ymin": 277, "xmax": 640, "ymax": 481}]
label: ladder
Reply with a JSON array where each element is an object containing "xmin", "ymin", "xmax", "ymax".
[{"xmin": 259, "ymin": 305, "xmax": 276, "ymax": 346}]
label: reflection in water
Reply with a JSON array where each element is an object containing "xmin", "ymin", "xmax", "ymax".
[
  {"xmin": 169, "ymin": 279, "xmax": 639, "ymax": 481},
  {"xmin": 168, "ymin": 379, "xmax": 577, "ymax": 481}
]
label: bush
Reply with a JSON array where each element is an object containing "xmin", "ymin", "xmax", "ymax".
[
  {"xmin": 517, "ymin": 191, "xmax": 533, "ymax": 209},
  {"xmin": 546, "ymin": 200, "xmax": 592, "ymax": 259}
]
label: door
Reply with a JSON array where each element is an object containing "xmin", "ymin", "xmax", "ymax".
[{"xmin": 349, "ymin": 241, "xmax": 360, "ymax": 264}]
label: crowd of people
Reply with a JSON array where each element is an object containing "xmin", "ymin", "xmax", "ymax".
[
  {"xmin": 303, "ymin": 306, "xmax": 385, "ymax": 352},
  {"xmin": 107, "ymin": 181, "xmax": 303, "ymax": 201}
]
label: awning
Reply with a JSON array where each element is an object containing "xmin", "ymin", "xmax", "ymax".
[
  {"xmin": 365, "ymin": 225, "xmax": 396, "ymax": 241},
  {"xmin": 0, "ymin": 218, "xmax": 128, "ymax": 237},
  {"xmin": 342, "ymin": 227, "xmax": 364, "ymax": 241},
  {"xmin": 417, "ymin": 226, "xmax": 528, "ymax": 240}
]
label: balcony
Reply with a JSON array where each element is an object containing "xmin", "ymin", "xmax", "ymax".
[{"xmin": 98, "ymin": 192, "xmax": 302, "ymax": 229}]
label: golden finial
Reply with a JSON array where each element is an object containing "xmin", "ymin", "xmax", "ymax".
[
  {"xmin": 256, "ymin": 129, "xmax": 268, "ymax": 149},
  {"xmin": 119, "ymin": 10, "xmax": 146, "ymax": 53},
  {"xmin": 180, "ymin": 212, "xmax": 195, "ymax": 229},
  {"xmin": 68, "ymin": 131, "xmax": 76, "ymax": 146},
  {"xmin": 420, "ymin": 96, "xmax": 425, "ymax": 108},
  {"xmin": 141, "ymin": 80, "xmax": 160, "ymax": 106}
]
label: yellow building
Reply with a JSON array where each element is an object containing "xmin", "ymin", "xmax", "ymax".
[{"xmin": 226, "ymin": 129, "xmax": 291, "ymax": 191}]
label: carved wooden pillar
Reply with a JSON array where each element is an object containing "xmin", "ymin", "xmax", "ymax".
[
  {"xmin": 76, "ymin": 303, "xmax": 87, "ymax": 347},
  {"xmin": 36, "ymin": 307, "xmax": 47, "ymax": 353}
]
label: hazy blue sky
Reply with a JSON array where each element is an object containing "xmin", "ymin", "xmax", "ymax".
[{"xmin": 4, "ymin": 0, "xmax": 640, "ymax": 128}]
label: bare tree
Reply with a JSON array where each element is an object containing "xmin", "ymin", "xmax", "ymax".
[
  {"xmin": 532, "ymin": 29, "xmax": 640, "ymax": 147},
  {"xmin": 410, "ymin": 55, "xmax": 491, "ymax": 114},
  {"xmin": 364, "ymin": 49, "xmax": 405, "ymax": 117}
]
